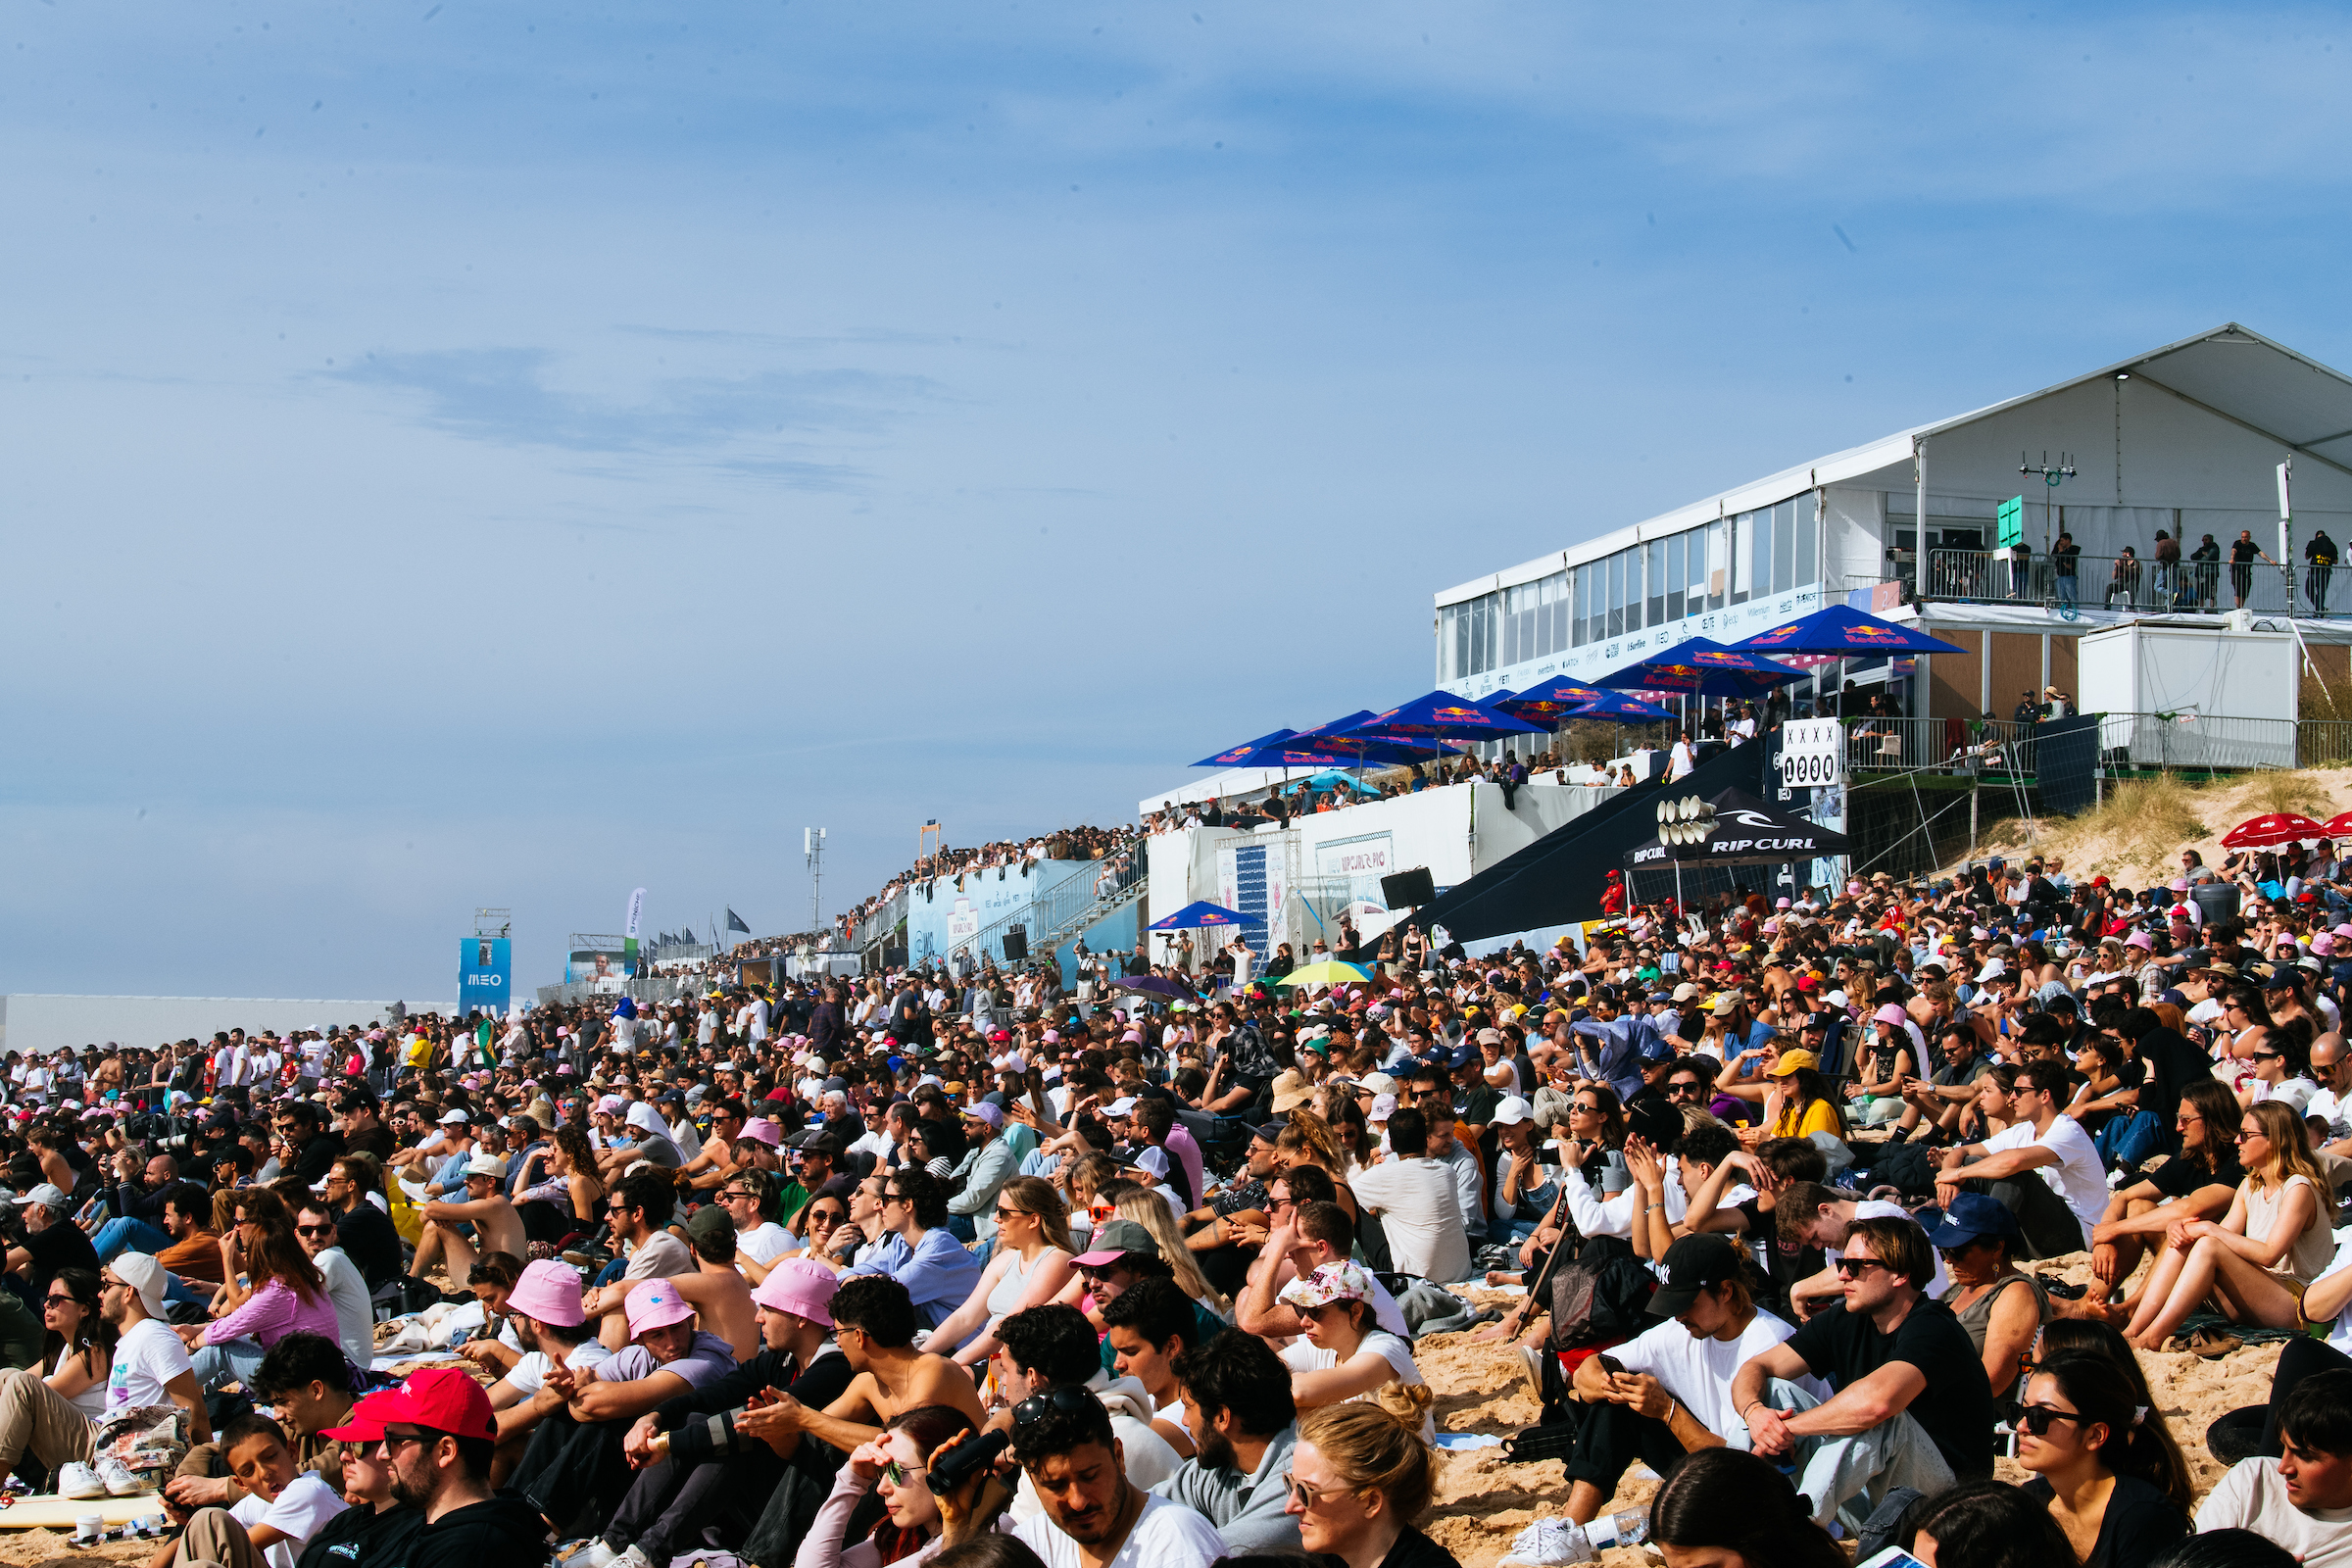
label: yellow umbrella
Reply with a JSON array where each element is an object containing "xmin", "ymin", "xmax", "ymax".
[{"xmin": 1275, "ymin": 959, "xmax": 1374, "ymax": 988}]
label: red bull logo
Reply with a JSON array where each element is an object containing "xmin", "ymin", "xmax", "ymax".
[
  {"xmin": 1749, "ymin": 624, "xmax": 1799, "ymax": 644},
  {"xmin": 1433, "ymin": 706, "xmax": 1492, "ymax": 722},
  {"xmin": 1690, "ymin": 652, "xmax": 1749, "ymax": 666},
  {"xmin": 1843, "ymin": 622, "xmax": 1907, "ymax": 646}
]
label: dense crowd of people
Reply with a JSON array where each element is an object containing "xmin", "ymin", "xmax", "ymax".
[{"xmin": 11, "ymin": 825, "xmax": 2352, "ymax": 1568}]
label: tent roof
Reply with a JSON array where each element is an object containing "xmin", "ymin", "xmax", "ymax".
[{"xmin": 1438, "ymin": 323, "xmax": 2352, "ymax": 609}]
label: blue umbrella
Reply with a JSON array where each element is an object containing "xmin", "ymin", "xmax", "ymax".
[
  {"xmin": 1344, "ymin": 689, "xmax": 1547, "ymax": 742},
  {"xmin": 1564, "ymin": 693, "xmax": 1678, "ymax": 723},
  {"xmin": 1194, "ymin": 728, "xmax": 1298, "ymax": 767},
  {"xmin": 1592, "ymin": 637, "xmax": 1810, "ymax": 700},
  {"xmin": 1149, "ymin": 901, "xmax": 1258, "ymax": 931},
  {"xmin": 1490, "ymin": 680, "xmax": 1616, "ymax": 725},
  {"xmin": 1727, "ymin": 604, "xmax": 1968, "ymax": 658}
]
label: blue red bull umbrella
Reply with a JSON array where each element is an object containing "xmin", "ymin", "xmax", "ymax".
[
  {"xmin": 1592, "ymin": 638, "xmax": 1810, "ymax": 699},
  {"xmin": 1149, "ymin": 901, "xmax": 1258, "ymax": 931},
  {"xmin": 1494, "ymin": 681, "xmax": 1675, "ymax": 725},
  {"xmin": 1725, "ymin": 604, "xmax": 1967, "ymax": 658},
  {"xmin": 1193, "ymin": 728, "xmax": 1298, "ymax": 767},
  {"xmin": 1343, "ymin": 690, "xmax": 1547, "ymax": 742}
]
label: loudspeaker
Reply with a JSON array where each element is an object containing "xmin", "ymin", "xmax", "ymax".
[
  {"xmin": 1001, "ymin": 926, "xmax": 1029, "ymax": 962},
  {"xmin": 1381, "ymin": 868, "xmax": 1436, "ymax": 910}
]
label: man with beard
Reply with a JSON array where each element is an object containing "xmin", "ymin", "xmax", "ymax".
[
  {"xmin": 579, "ymin": 1262, "xmax": 859, "ymax": 1568},
  {"xmin": 1154, "ymin": 1329, "xmax": 1300, "ymax": 1552},
  {"xmin": 939, "ymin": 1388, "xmax": 1225, "ymax": 1567},
  {"xmin": 484, "ymin": 1260, "xmax": 612, "ymax": 1483},
  {"xmin": 369, "ymin": 1367, "xmax": 550, "ymax": 1568}
]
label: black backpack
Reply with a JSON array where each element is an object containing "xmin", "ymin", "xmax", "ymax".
[{"xmin": 1542, "ymin": 1235, "xmax": 1657, "ymax": 1352}]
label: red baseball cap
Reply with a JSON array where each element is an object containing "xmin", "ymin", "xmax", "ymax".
[
  {"xmin": 319, "ymin": 1389, "xmax": 401, "ymax": 1445},
  {"xmin": 366, "ymin": 1366, "xmax": 496, "ymax": 1441}
]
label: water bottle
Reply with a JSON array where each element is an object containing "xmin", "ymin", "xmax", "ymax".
[{"xmin": 1585, "ymin": 1509, "xmax": 1651, "ymax": 1548}]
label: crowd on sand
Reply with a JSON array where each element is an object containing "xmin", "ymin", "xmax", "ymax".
[{"xmin": 16, "ymin": 836, "xmax": 2352, "ymax": 1568}]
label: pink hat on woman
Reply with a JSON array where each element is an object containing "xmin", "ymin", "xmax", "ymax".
[
  {"xmin": 1874, "ymin": 1004, "xmax": 1909, "ymax": 1027},
  {"xmin": 507, "ymin": 1260, "xmax": 586, "ymax": 1328},
  {"xmin": 750, "ymin": 1259, "xmax": 841, "ymax": 1327}
]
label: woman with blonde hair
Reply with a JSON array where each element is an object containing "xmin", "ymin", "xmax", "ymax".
[
  {"xmin": 1281, "ymin": 1262, "xmax": 1436, "ymax": 1441},
  {"xmin": 930, "ymin": 1176, "xmax": 1076, "ymax": 1369},
  {"xmin": 1283, "ymin": 1401, "xmax": 1458, "ymax": 1568},
  {"xmin": 1276, "ymin": 1113, "xmax": 1363, "ymax": 1220},
  {"xmin": 2125, "ymin": 1099, "xmax": 2335, "ymax": 1350},
  {"xmin": 1113, "ymin": 1188, "xmax": 1231, "ymax": 1319}
]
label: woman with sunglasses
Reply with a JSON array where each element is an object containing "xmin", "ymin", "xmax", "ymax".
[
  {"xmin": 2124, "ymin": 1101, "xmax": 2335, "ymax": 1351},
  {"xmin": 1284, "ymin": 1401, "xmax": 1456, "ymax": 1568},
  {"xmin": 514, "ymin": 1124, "xmax": 607, "ymax": 1250},
  {"xmin": 2214, "ymin": 986, "xmax": 2278, "ymax": 1099},
  {"xmin": 933, "ymin": 1179, "xmax": 1075, "ymax": 1372},
  {"xmin": 39, "ymin": 1266, "xmax": 115, "ymax": 1418},
  {"xmin": 2242, "ymin": 1017, "xmax": 2320, "ymax": 1114},
  {"xmin": 1280, "ymin": 1262, "xmax": 1435, "ymax": 1442},
  {"xmin": 2013, "ymin": 1350, "xmax": 2193, "ymax": 1568},
  {"xmin": 792, "ymin": 1403, "xmax": 978, "ymax": 1568}
]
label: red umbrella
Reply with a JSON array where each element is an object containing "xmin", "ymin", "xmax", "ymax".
[
  {"xmin": 2223, "ymin": 812, "xmax": 2328, "ymax": 848},
  {"xmin": 2324, "ymin": 810, "xmax": 2352, "ymax": 840}
]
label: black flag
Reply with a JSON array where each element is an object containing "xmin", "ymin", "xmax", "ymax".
[
  {"xmin": 726, "ymin": 908, "xmax": 752, "ymax": 934},
  {"xmin": 681, "ymin": 926, "xmax": 695, "ymax": 944}
]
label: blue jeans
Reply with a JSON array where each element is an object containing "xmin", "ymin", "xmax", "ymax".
[
  {"xmin": 189, "ymin": 1336, "xmax": 266, "ymax": 1392},
  {"xmin": 2056, "ymin": 573, "xmax": 2078, "ymax": 607},
  {"xmin": 92, "ymin": 1217, "xmax": 171, "ymax": 1262}
]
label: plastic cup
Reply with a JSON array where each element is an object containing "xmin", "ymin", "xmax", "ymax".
[{"xmin": 74, "ymin": 1514, "xmax": 103, "ymax": 1543}]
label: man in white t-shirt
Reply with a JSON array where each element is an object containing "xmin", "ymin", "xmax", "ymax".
[
  {"xmin": 1565, "ymin": 1235, "xmax": 1831, "ymax": 1527},
  {"xmin": 1934, "ymin": 1060, "xmax": 2108, "ymax": 1257},
  {"xmin": 483, "ymin": 1258, "xmax": 613, "ymax": 1469},
  {"xmin": 2197, "ymin": 1367, "xmax": 2352, "ymax": 1567},
  {"xmin": 292, "ymin": 1199, "xmax": 376, "ymax": 1371},
  {"xmin": 1345, "ymin": 1107, "xmax": 1473, "ymax": 1283},
  {"xmin": 945, "ymin": 1384, "xmax": 1225, "ymax": 1568},
  {"xmin": 0, "ymin": 1253, "xmax": 210, "ymax": 1493}
]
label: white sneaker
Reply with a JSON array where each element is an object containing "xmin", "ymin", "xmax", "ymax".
[
  {"xmin": 97, "ymin": 1458, "xmax": 144, "ymax": 1496},
  {"xmin": 56, "ymin": 1462, "xmax": 106, "ymax": 1500},
  {"xmin": 566, "ymin": 1543, "xmax": 621, "ymax": 1568},
  {"xmin": 611, "ymin": 1545, "xmax": 652, "ymax": 1568}
]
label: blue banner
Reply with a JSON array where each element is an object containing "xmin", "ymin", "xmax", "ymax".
[{"xmin": 459, "ymin": 937, "xmax": 512, "ymax": 1018}]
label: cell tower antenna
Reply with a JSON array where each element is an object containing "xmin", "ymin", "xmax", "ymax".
[{"xmin": 805, "ymin": 828, "xmax": 826, "ymax": 933}]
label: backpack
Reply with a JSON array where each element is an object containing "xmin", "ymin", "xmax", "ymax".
[
  {"xmin": 1542, "ymin": 1235, "xmax": 1657, "ymax": 1352},
  {"xmin": 1862, "ymin": 1140, "xmax": 1940, "ymax": 1200}
]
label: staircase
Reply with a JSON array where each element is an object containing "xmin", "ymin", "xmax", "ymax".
[{"xmin": 960, "ymin": 856, "xmax": 1149, "ymax": 967}]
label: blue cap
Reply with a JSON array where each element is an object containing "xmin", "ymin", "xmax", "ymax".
[
  {"xmin": 1447, "ymin": 1044, "xmax": 1480, "ymax": 1070},
  {"xmin": 1927, "ymin": 1193, "xmax": 2021, "ymax": 1248}
]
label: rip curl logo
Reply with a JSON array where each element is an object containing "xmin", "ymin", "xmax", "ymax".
[{"xmin": 1723, "ymin": 808, "xmax": 1783, "ymax": 829}]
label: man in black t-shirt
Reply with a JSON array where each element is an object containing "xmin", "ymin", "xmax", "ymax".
[
  {"xmin": 2118, "ymin": 1007, "xmax": 2212, "ymax": 1153},
  {"xmin": 1731, "ymin": 1216, "xmax": 1995, "ymax": 1527},
  {"xmin": 5, "ymin": 1186, "xmax": 99, "ymax": 1301},
  {"xmin": 2231, "ymin": 528, "xmax": 2272, "ymax": 609}
]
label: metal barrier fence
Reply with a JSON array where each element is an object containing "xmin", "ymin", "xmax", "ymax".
[
  {"xmin": 1837, "ymin": 712, "xmax": 2352, "ymax": 778},
  {"xmin": 1869, "ymin": 550, "xmax": 2337, "ymax": 616},
  {"xmin": 534, "ymin": 975, "xmax": 707, "ymax": 1008},
  {"xmin": 955, "ymin": 852, "xmax": 1148, "ymax": 967}
]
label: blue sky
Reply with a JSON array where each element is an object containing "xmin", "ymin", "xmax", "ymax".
[{"xmin": 6, "ymin": 2, "xmax": 2349, "ymax": 1002}]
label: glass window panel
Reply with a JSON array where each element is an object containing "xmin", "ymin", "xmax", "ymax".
[
  {"xmin": 1647, "ymin": 541, "xmax": 1667, "ymax": 625},
  {"xmin": 1666, "ymin": 532, "xmax": 1687, "ymax": 623},
  {"xmin": 1795, "ymin": 495, "xmax": 1818, "ymax": 587},
  {"xmin": 1501, "ymin": 585, "xmax": 1518, "ymax": 668},
  {"xmin": 1519, "ymin": 585, "xmax": 1538, "ymax": 664},
  {"xmin": 1537, "ymin": 574, "xmax": 1555, "ymax": 658},
  {"xmin": 1624, "ymin": 548, "xmax": 1643, "ymax": 632},
  {"xmin": 1573, "ymin": 564, "xmax": 1590, "ymax": 647},
  {"xmin": 1706, "ymin": 520, "xmax": 1726, "ymax": 610},
  {"xmin": 1606, "ymin": 553, "xmax": 1624, "ymax": 639},
  {"xmin": 1773, "ymin": 502, "xmax": 1794, "ymax": 593},
  {"xmin": 1730, "ymin": 513, "xmax": 1751, "ymax": 605}
]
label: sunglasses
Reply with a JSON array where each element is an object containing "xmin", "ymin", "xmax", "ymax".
[
  {"xmin": 1012, "ymin": 1386, "xmax": 1097, "ymax": 1426},
  {"xmin": 1832, "ymin": 1257, "xmax": 1887, "ymax": 1278},
  {"xmin": 1287, "ymin": 1475, "xmax": 1357, "ymax": 1510},
  {"xmin": 2015, "ymin": 1404, "xmax": 2091, "ymax": 1438},
  {"xmin": 42, "ymin": 1294, "xmax": 75, "ymax": 1307},
  {"xmin": 296, "ymin": 1224, "xmax": 334, "ymax": 1238},
  {"xmin": 2237, "ymin": 1129, "xmax": 2267, "ymax": 1143}
]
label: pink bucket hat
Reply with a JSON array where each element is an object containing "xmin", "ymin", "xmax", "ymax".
[
  {"xmin": 507, "ymin": 1259, "xmax": 586, "ymax": 1328},
  {"xmin": 625, "ymin": 1278, "xmax": 696, "ymax": 1339},
  {"xmin": 750, "ymin": 1259, "xmax": 841, "ymax": 1327},
  {"xmin": 738, "ymin": 1118, "xmax": 783, "ymax": 1148}
]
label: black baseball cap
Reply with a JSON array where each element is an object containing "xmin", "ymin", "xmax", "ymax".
[{"xmin": 1645, "ymin": 1234, "xmax": 1744, "ymax": 1317}]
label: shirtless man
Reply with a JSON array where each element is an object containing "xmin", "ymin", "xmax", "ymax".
[
  {"xmin": 677, "ymin": 1101, "xmax": 750, "ymax": 1193},
  {"xmin": 409, "ymin": 1155, "xmax": 526, "ymax": 1283},
  {"xmin": 608, "ymin": 1207, "xmax": 759, "ymax": 1358},
  {"xmin": 734, "ymin": 1275, "xmax": 984, "ymax": 1455}
]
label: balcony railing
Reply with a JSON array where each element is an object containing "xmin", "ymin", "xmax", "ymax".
[
  {"xmin": 1867, "ymin": 550, "xmax": 2341, "ymax": 617},
  {"xmin": 1828, "ymin": 712, "xmax": 2352, "ymax": 778}
]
